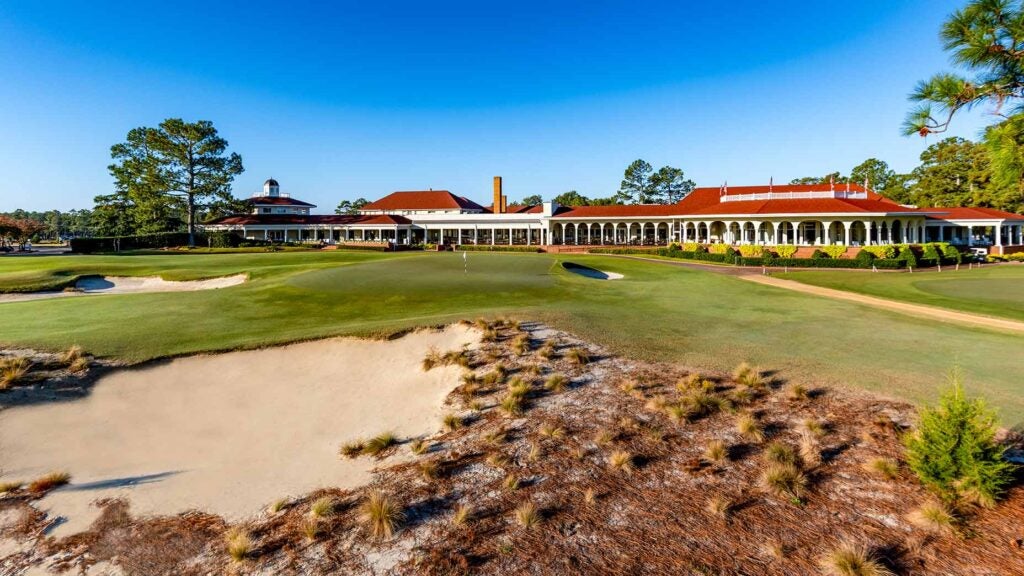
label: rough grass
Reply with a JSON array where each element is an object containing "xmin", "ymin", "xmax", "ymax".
[
  {"xmin": 359, "ymin": 490, "xmax": 403, "ymax": 540},
  {"xmin": 819, "ymin": 541, "xmax": 895, "ymax": 576}
]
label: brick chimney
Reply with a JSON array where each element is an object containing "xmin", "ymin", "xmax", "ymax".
[{"xmin": 493, "ymin": 176, "xmax": 505, "ymax": 214}]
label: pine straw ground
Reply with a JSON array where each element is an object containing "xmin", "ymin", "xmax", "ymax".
[{"xmin": 2, "ymin": 320, "xmax": 1023, "ymax": 575}]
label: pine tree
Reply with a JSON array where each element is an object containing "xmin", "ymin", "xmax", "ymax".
[{"xmin": 905, "ymin": 368, "xmax": 1016, "ymax": 507}]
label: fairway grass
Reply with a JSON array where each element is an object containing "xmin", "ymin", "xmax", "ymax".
[
  {"xmin": 2, "ymin": 251, "xmax": 1023, "ymax": 424},
  {"xmin": 778, "ymin": 265, "xmax": 1024, "ymax": 322}
]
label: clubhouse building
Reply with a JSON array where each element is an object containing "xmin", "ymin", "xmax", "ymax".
[{"xmin": 204, "ymin": 177, "xmax": 1024, "ymax": 255}]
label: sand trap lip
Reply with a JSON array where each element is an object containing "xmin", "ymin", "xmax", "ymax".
[
  {"xmin": 562, "ymin": 262, "xmax": 623, "ymax": 280},
  {"xmin": 0, "ymin": 325, "xmax": 478, "ymax": 537},
  {"xmin": 0, "ymin": 274, "xmax": 247, "ymax": 303}
]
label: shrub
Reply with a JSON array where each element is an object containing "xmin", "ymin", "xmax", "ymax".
[
  {"xmin": 811, "ymin": 249, "xmax": 829, "ymax": 259},
  {"xmin": 410, "ymin": 439, "xmax": 428, "ymax": 455},
  {"xmin": 819, "ymin": 542, "xmax": 894, "ymax": 576},
  {"xmin": 775, "ymin": 245, "xmax": 798, "ymax": 258},
  {"xmin": 863, "ymin": 245, "xmax": 896, "ymax": 258},
  {"xmin": 225, "ymin": 528, "xmax": 252, "ymax": 562},
  {"xmin": 940, "ymin": 244, "xmax": 961, "ymax": 263},
  {"xmin": 359, "ymin": 490, "xmax": 404, "ymax": 539},
  {"xmin": 904, "ymin": 370, "xmax": 1016, "ymax": 507},
  {"xmin": 419, "ymin": 460, "xmax": 440, "ymax": 481},
  {"xmin": 823, "ymin": 245, "xmax": 847, "ymax": 259},
  {"xmin": 738, "ymin": 244, "xmax": 762, "ymax": 257},
  {"xmin": 28, "ymin": 471, "xmax": 70, "ymax": 494},
  {"xmin": 855, "ymin": 249, "xmax": 876, "ymax": 264}
]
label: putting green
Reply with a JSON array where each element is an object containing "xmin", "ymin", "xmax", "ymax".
[
  {"xmin": 2, "ymin": 251, "xmax": 1023, "ymax": 424},
  {"xmin": 912, "ymin": 277, "xmax": 1024, "ymax": 307}
]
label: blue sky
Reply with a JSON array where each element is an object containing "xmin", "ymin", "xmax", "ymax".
[{"xmin": 0, "ymin": 0, "xmax": 994, "ymax": 211}]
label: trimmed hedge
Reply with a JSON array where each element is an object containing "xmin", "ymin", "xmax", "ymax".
[
  {"xmin": 458, "ymin": 244, "xmax": 544, "ymax": 253},
  {"xmin": 590, "ymin": 246, "xmax": 922, "ymax": 269},
  {"xmin": 71, "ymin": 232, "xmax": 196, "ymax": 253}
]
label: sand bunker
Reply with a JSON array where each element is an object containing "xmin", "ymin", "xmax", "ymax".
[
  {"xmin": 0, "ymin": 274, "xmax": 247, "ymax": 303},
  {"xmin": 0, "ymin": 325, "xmax": 478, "ymax": 537},
  {"xmin": 562, "ymin": 262, "xmax": 623, "ymax": 280}
]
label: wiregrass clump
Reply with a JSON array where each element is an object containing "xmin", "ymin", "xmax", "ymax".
[
  {"xmin": 607, "ymin": 450, "xmax": 634, "ymax": 474},
  {"xmin": 513, "ymin": 502, "xmax": 541, "ymax": 529},
  {"xmin": 703, "ymin": 440, "xmax": 729, "ymax": 464},
  {"xmin": 543, "ymin": 373, "xmax": 567, "ymax": 393},
  {"xmin": 736, "ymin": 413, "xmax": 765, "ymax": 443},
  {"xmin": 759, "ymin": 463, "xmax": 807, "ymax": 501},
  {"xmin": 28, "ymin": 471, "xmax": 71, "ymax": 494},
  {"xmin": 359, "ymin": 490, "xmax": 404, "ymax": 540},
  {"xmin": 225, "ymin": 528, "xmax": 253, "ymax": 562},
  {"xmin": 565, "ymin": 347, "xmax": 591, "ymax": 366},
  {"xmin": 819, "ymin": 541, "xmax": 894, "ymax": 576},
  {"xmin": 907, "ymin": 501, "xmax": 956, "ymax": 535},
  {"xmin": 0, "ymin": 357, "xmax": 31, "ymax": 389},
  {"xmin": 362, "ymin": 431, "xmax": 398, "ymax": 457}
]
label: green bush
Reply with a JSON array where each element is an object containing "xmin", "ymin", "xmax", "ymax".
[
  {"xmin": 898, "ymin": 245, "xmax": 918, "ymax": 268},
  {"xmin": 810, "ymin": 249, "xmax": 828, "ymax": 259},
  {"xmin": 905, "ymin": 370, "xmax": 1016, "ymax": 507},
  {"xmin": 863, "ymin": 245, "xmax": 896, "ymax": 258},
  {"xmin": 459, "ymin": 245, "xmax": 543, "ymax": 253},
  {"xmin": 922, "ymin": 243, "xmax": 941, "ymax": 261},
  {"xmin": 774, "ymin": 245, "xmax": 797, "ymax": 258},
  {"xmin": 822, "ymin": 245, "xmax": 847, "ymax": 259},
  {"xmin": 941, "ymin": 244, "xmax": 962, "ymax": 264},
  {"xmin": 855, "ymin": 249, "xmax": 876, "ymax": 263}
]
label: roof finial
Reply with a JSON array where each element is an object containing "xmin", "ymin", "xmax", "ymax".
[{"xmin": 769, "ymin": 176, "xmax": 773, "ymax": 193}]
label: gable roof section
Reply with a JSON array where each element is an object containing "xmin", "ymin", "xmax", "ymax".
[
  {"xmin": 361, "ymin": 191, "xmax": 485, "ymax": 212},
  {"xmin": 204, "ymin": 214, "xmax": 412, "ymax": 226},
  {"xmin": 923, "ymin": 206, "xmax": 1024, "ymax": 221},
  {"xmin": 248, "ymin": 196, "xmax": 316, "ymax": 207}
]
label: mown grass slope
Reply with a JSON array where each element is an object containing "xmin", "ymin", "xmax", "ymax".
[{"xmin": 1, "ymin": 251, "xmax": 1022, "ymax": 422}]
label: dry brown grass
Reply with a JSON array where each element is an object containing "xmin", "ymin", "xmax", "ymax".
[
  {"xmin": 410, "ymin": 438, "xmax": 429, "ymax": 455},
  {"xmin": 503, "ymin": 474, "xmax": 521, "ymax": 491},
  {"xmin": 339, "ymin": 439, "xmax": 365, "ymax": 459},
  {"xmin": 565, "ymin": 347, "xmax": 591, "ymax": 366},
  {"xmin": 513, "ymin": 502, "xmax": 540, "ymax": 530},
  {"xmin": 819, "ymin": 541, "xmax": 894, "ymax": 576},
  {"xmin": 362, "ymin": 431, "xmax": 398, "ymax": 457},
  {"xmin": 309, "ymin": 496, "xmax": 336, "ymax": 518},
  {"xmin": 451, "ymin": 504, "xmax": 472, "ymax": 527},
  {"xmin": 421, "ymin": 347, "xmax": 443, "ymax": 371},
  {"xmin": 583, "ymin": 488, "xmax": 596, "ymax": 505},
  {"xmin": 907, "ymin": 501, "xmax": 956, "ymax": 535},
  {"xmin": 798, "ymin": 431, "xmax": 822, "ymax": 468},
  {"xmin": 786, "ymin": 383, "xmax": 809, "ymax": 401},
  {"xmin": 0, "ymin": 481, "xmax": 24, "ymax": 494},
  {"xmin": 543, "ymin": 373, "xmax": 567, "ymax": 392},
  {"xmin": 607, "ymin": 450, "xmax": 634, "ymax": 474},
  {"xmin": 28, "ymin": 471, "xmax": 70, "ymax": 494},
  {"xmin": 225, "ymin": 527, "xmax": 252, "ymax": 562},
  {"xmin": 511, "ymin": 334, "xmax": 530, "ymax": 355},
  {"xmin": 703, "ymin": 440, "xmax": 728, "ymax": 464},
  {"xmin": 538, "ymin": 422, "xmax": 566, "ymax": 439},
  {"xmin": 442, "ymin": 413, "xmax": 463, "ymax": 431},
  {"xmin": 863, "ymin": 457, "xmax": 899, "ymax": 480},
  {"xmin": 359, "ymin": 490, "xmax": 403, "ymax": 540},
  {"xmin": 0, "ymin": 357, "xmax": 31, "ymax": 389},
  {"xmin": 299, "ymin": 517, "xmax": 320, "ymax": 541},
  {"xmin": 486, "ymin": 452, "xmax": 510, "ymax": 468},
  {"xmin": 763, "ymin": 441, "xmax": 798, "ymax": 466},
  {"xmin": 419, "ymin": 460, "xmax": 440, "ymax": 481},
  {"xmin": 706, "ymin": 494, "xmax": 733, "ymax": 519},
  {"xmin": 733, "ymin": 361, "xmax": 763, "ymax": 388},
  {"xmin": 499, "ymin": 394, "xmax": 525, "ymax": 417},
  {"xmin": 759, "ymin": 463, "xmax": 807, "ymax": 500},
  {"xmin": 736, "ymin": 413, "xmax": 765, "ymax": 443}
]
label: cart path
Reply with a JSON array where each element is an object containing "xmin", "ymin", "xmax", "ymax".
[{"xmin": 602, "ymin": 254, "xmax": 1024, "ymax": 334}]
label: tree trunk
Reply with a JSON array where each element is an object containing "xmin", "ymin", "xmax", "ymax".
[{"xmin": 187, "ymin": 194, "xmax": 195, "ymax": 247}]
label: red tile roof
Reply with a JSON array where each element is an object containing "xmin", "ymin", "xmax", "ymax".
[
  {"xmin": 923, "ymin": 207, "xmax": 1024, "ymax": 220},
  {"xmin": 205, "ymin": 214, "xmax": 411, "ymax": 226},
  {"xmin": 484, "ymin": 204, "xmax": 544, "ymax": 214},
  {"xmin": 248, "ymin": 196, "xmax": 316, "ymax": 207},
  {"xmin": 361, "ymin": 191, "xmax": 485, "ymax": 212}
]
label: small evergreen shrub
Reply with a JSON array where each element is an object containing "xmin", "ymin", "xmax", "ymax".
[
  {"xmin": 811, "ymin": 249, "xmax": 828, "ymax": 259},
  {"xmin": 823, "ymin": 245, "xmax": 847, "ymax": 259},
  {"xmin": 904, "ymin": 370, "xmax": 1016, "ymax": 507},
  {"xmin": 774, "ymin": 245, "xmax": 798, "ymax": 258}
]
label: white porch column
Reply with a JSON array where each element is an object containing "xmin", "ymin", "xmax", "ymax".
[
  {"xmin": 843, "ymin": 221, "xmax": 852, "ymax": 246},
  {"xmin": 526, "ymin": 224, "xmax": 531, "ymax": 246},
  {"xmin": 996, "ymin": 223, "xmax": 1003, "ymax": 247}
]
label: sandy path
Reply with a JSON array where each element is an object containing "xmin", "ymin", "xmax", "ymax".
[
  {"xmin": 0, "ymin": 274, "xmax": 247, "ymax": 303},
  {"xmin": 741, "ymin": 275, "xmax": 1024, "ymax": 333},
  {"xmin": 0, "ymin": 325, "xmax": 478, "ymax": 537}
]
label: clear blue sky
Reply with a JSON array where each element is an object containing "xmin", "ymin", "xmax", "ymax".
[{"xmin": 0, "ymin": 0, "xmax": 993, "ymax": 212}]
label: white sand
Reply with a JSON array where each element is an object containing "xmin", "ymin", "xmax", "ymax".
[
  {"xmin": 0, "ymin": 325, "xmax": 477, "ymax": 537},
  {"xmin": 0, "ymin": 274, "xmax": 247, "ymax": 303}
]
